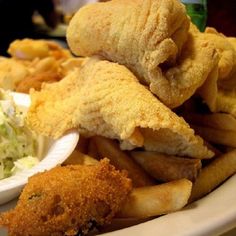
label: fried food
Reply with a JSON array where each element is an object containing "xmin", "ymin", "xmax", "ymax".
[
  {"xmin": 63, "ymin": 150, "xmax": 99, "ymax": 166},
  {"xmin": 197, "ymin": 27, "xmax": 236, "ymax": 113},
  {"xmin": 189, "ymin": 149, "xmax": 236, "ymax": 202},
  {"xmin": 191, "ymin": 124, "xmax": 236, "ymax": 148},
  {"xmin": 204, "ymin": 27, "xmax": 236, "ymax": 81},
  {"xmin": 27, "ymin": 57, "xmax": 213, "ymax": 159},
  {"xmin": 0, "ymin": 159, "xmax": 132, "ymax": 236},
  {"xmin": 8, "ymin": 38, "xmax": 71, "ymax": 60},
  {"xmin": 16, "ymin": 71, "xmax": 61, "ymax": 93},
  {"xmin": 182, "ymin": 112, "xmax": 236, "ymax": 132},
  {"xmin": 0, "ymin": 39, "xmax": 75, "ymax": 92},
  {"xmin": 215, "ymin": 89, "xmax": 236, "ymax": 118},
  {"xmin": 68, "ymin": 0, "xmax": 212, "ymax": 108},
  {"xmin": 0, "ymin": 57, "xmax": 29, "ymax": 90},
  {"xmin": 67, "ymin": 0, "xmax": 189, "ymax": 68},
  {"xmin": 118, "ymin": 179, "xmax": 192, "ymax": 218},
  {"xmin": 93, "ymin": 136, "xmax": 155, "ymax": 187},
  {"xmin": 148, "ymin": 24, "xmax": 218, "ymax": 108},
  {"xmin": 131, "ymin": 151, "xmax": 202, "ymax": 182}
]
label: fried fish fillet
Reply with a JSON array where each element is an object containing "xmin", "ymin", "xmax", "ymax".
[
  {"xmin": 215, "ymin": 89, "xmax": 236, "ymax": 118},
  {"xmin": 149, "ymin": 24, "xmax": 218, "ymax": 108},
  {"xmin": 67, "ymin": 0, "xmax": 189, "ymax": 68},
  {"xmin": 0, "ymin": 159, "xmax": 132, "ymax": 236},
  {"xmin": 67, "ymin": 0, "xmax": 203, "ymax": 108},
  {"xmin": 27, "ymin": 57, "xmax": 213, "ymax": 159},
  {"xmin": 204, "ymin": 27, "xmax": 236, "ymax": 81},
  {"xmin": 196, "ymin": 27, "xmax": 236, "ymax": 114}
]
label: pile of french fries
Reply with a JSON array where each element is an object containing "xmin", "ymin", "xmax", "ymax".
[{"xmin": 64, "ymin": 120, "xmax": 236, "ymax": 231}]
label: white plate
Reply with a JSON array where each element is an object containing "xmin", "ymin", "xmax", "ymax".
[
  {"xmin": 102, "ymin": 174, "xmax": 236, "ymax": 236},
  {"xmin": 1, "ymin": 175, "xmax": 236, "ymax": 235},
  {"xmin": 0, "ymin": 92, "xmax": 79, "ymax": 205}
]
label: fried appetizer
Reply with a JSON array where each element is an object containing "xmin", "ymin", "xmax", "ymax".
[
  {"xmin": 0, "ymin": 39, "xmax": 75, "ymax": 92},
  {"xmin": 0, "ymin": 159, "xmax": 132, "ymax": 236},
  {"xmin": 67, "ymin": 0, "xmax": 218, "ymax": 108},
  {"xmin": 16, "ymin": 71, "xmax": 61, "ymax": 93},
  {"xmin": 8, "ymin": 38, "xmax": 71, "ymax": 60},
  {"xmin": 27, "ymin": 57, "xmax": 213, "ymax": 159},
  {"xmin": 0, "ymin": 57, "xmax": 29, "ymax": 90}
]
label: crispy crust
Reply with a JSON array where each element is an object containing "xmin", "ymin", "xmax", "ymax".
[
  {"xmin": 27, "ymin": 57, "xmax": 213, "ymax": 159},
  {"xmin": 0, "ymin": 159, "xmax": 132, "ymax": 236},
  {"xmin": 67, "ymin": 0, "xmax": 193, "ymax": 108}
]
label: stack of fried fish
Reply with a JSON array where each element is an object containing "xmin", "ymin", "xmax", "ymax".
[{"xmin": 3, "ymin": 0, "xmax": 236, "ymax": 235}]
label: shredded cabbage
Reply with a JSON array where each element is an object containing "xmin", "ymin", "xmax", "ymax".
[{"xmin": 0, "ymin": 89, "xmax": 39, "ymax": 179}]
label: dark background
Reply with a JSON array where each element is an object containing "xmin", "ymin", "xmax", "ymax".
[{"xmin": 207, "ymin": 0, "xmax": 236, "ymax": 36}]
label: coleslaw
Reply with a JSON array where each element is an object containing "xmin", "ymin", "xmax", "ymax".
[{"xmin": 0, "ymin": 89, "xmax": 40, "ymax": 179}]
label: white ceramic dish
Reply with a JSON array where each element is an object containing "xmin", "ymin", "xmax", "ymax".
[
  {"xmin": 0, "ymin": 92, "xmax": 79, "ymax": 205},
  {"xmin": 102, "ymin": 174, "xmax": 236, "ymax": 236}
]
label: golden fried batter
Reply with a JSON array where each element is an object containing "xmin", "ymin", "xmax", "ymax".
[
  {"xmin": 204, "ymin": 27, "xmax": 236, "ymax": 81},
  {"xmin": 196, "ymin": 27, "xmax": 236, "ymax": 114},
  {"xmin": 8, "ymin": 38, "xmax": 71, "ymax": 61},
  {"xmin": 0, "ymin": 39, "xmax": 74, "ymax": 92},
  {"xmin": 0, "ymin": 57, "xmax": 29, "ymax": 90},
  {"xmin": 67, "ymin": 0, "xmax": 193, "ymax": 108},
  {"xmin": 0, "ymin": 159, "xmax": 132, "ymax": 236},
  {"xmin": 67, "ymin": 0, "xmax": 220, "ymax": 108},
  {"xmin": 16, "ymin": 71, "xmax": 61, "ymax": 93},
  {"xmin": 149, "ymin": 24, "xmax": 218, "ymax": 108},
  {"xmin": 27, "ymin": 57, "xmax": 213, "ymax": 159},
  {"xmin": 67, "ymin": 0, "xmax": 189, "ymax": 69}
]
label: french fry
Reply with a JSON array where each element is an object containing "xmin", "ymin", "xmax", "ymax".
[
  {"xmin": 184, "ymin": 112, "xmax": 236, "ymax": 131},
  {"xmin": 87, "ymin": 138, "xmax": 100, "ymax": 159},
  {"xmin": 192, "ymin": 125, "xmax": 236, "ymax": 147},
  {"xmin": 130, "ymin": 151, "xmax": 202, "ymax": 182},
  {"xmin": 75, "ymin": 135, "xmax": 89, "ymax": 153},
  {"xmin": 93, "ymin": 136, "xmax": 155, "ymax": 187},
  {"xmin": 63, "ymin": 150, "xmax": 99, "ymax": 166},
  {"xmin": 118, "ymin": 179, "xmax": 192, "ymax": 218},
  {"xmin": 189, "ymin": 149, "xmax": 236, "ymax": 202}
]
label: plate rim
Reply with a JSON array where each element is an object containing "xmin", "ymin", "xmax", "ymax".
[{"xmin": 0, "ymin": 92, "xmax": 79, "ymax": 192}]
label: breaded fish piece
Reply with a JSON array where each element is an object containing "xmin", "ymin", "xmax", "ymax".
[
  {"xmin": 0, "ymin": 159, "xmax": 132, "ymax": 236},
  {"xmin": 67, "ymin": 0, "xmax": 194, "ymax": 108},
  {"xmin": 149, "ymin": 24, "xmax": 218, "ymax": 108},
  {"xmin": 215, "ymin": 89, "xmax": 236, "ymax": 118},
  {"xmin": 196, "ymin": 27, "xmax": 236, "ymax": 114},
  {"xmin": 204, "ymin": 27, "xmax": 236, "ymax": 81},
  {"xmin": 67, "ymin": 0, "xmax": 189, "ymax": 68},
  {"xmin": 27, "ymin": 57, "xmax": 213, "ymax": 159}
]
